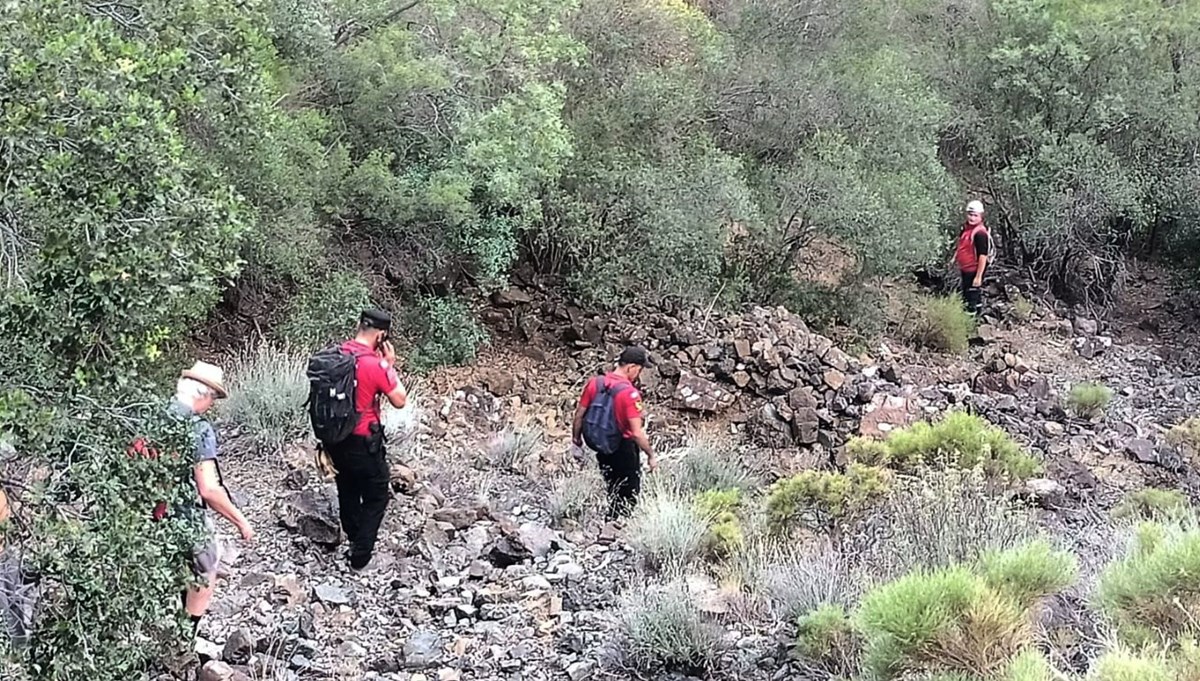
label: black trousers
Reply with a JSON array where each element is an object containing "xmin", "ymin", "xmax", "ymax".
[
  {"xmin": 326, "ymin": 428, "xmax": 390, "ymax": 561},
  {"xmin": 597, "ymin": 439, "xmax": 642, "ymax": 521},
  {"xmin": 961, "ymin": 270, "xmax": 983, "ymax": 315}
]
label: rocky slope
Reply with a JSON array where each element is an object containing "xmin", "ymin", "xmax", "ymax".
[{"xmin": 187, "ymin": 265, "xmax": 1200, "ymax": 681}]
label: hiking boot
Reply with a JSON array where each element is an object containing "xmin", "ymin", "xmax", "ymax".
[{"xmin": 348, "ymin": 553, "xmax": 372, "ymax": 572}]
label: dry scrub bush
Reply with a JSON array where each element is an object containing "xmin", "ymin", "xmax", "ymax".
[
  {"xmin": 724, "ymin": 539, "xmax": 860, "ymax": 622},
  {"xmin": 626, "ymin": 480, "xmax": 710, "ymax": 571},
  {"xmin": 222, "ymin": 343, "xmax": 310, "ymax": 453},
  {"xmin": 486, "ymin": 417, "xmax": 545, "ymax": 472},
  {"xmin": 548, "ymin": 469, "xmax": 604, "ymax": 523},
  {"xmin": 907, "ymin": 295, "xmax": 976, "ymax": 354},
  {"xmin": 1097, "ymin": 521, "xmax": 1200, "ymax": 649},
  {"xmin": 664, "ymin": 433, "xmax": 754, "ymax": 493},
  {"xmin": 1111, "ymin": 488, "xmax": 1191, "ymax": 522},
  {"xmin": 1068, "ymin": 383, "xmax": 1114, "ymax": 419},
  {"xmin": 616, "ymin": 578, "xmax": 723, "ymax": 675}
]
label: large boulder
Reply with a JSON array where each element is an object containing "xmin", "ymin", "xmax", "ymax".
[
  {"xmin": 277, "ymin": 486, "xmax": 340, "ymax": 545},
  {"xmin": 674, "ymin": 372, "xmax": 735, "ymax": 413}
]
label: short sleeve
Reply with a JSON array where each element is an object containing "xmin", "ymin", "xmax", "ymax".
[
  {"xmin": 194, "ymin": 421, "xmax": 218, "ymax": 463},
  {"xmin": 973, "ymin": 230, "xmax": 989, "ymax": 256},
  {"xmin": 380, "ymin": 360, "xmax": 400, "ymax": 394},
  {"xmin": 578, "ymin": 377, "xmax": 598, "ymax": 409},
  {"xmin": 622, "ymin": 389, "xmax": 645, "ymax": 422}
]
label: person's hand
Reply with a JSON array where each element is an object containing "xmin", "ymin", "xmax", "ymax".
[
  {"xmin": 238, "ymin": 522, "xmax": 255, "ymax": 542},
  {"xmin": 972, "ymin": 276, "xmax": 982, "ymax": 288},
  {"xmin": 646, "ymin": 454, "xmax": 659, "ymax": 472},
  {"xmin": 381, "ymin": 340, "xmax": 397, "ymax": 365}
]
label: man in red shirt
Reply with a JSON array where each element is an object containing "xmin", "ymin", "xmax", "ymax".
[
  {"xmin": 328, "ymin": 309, "xmax": 408, "ymax": 570},
  {"xmin": 572, "ymin": 346, "xmax": 658, "ymax": 520}
]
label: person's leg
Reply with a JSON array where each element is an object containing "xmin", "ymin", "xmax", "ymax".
[
  {"xmin": 185, "ymin": 532, "xmax": 220, "ymax": 632},
  {"xmin": 351, "ymin": 440, "xmax": 392, "ymax": 569},
  {"xmin": 609, "ymin": 440, "xmax": 642, "ymax": 518},
  {"xmin": 961, "ymin": 270, "xmax": 982, "ymax": 315},
  {"xmin": 329, "ymin": 442, "xmax": 363, "ymax": 543},
  {"xmin": 596, "ymin": 454, "xmax": 622, "ymax": 521}
]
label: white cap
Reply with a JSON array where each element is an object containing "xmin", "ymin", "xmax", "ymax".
[{"xmin": 966, "ymin": 200, "xmax": 985, "ymax": 214}]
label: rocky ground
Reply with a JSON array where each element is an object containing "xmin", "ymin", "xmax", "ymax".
[{"xmin": 187, "ymin": 264, "xmax": 1200, "ymax": 681}]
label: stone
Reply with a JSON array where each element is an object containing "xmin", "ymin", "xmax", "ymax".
[
  {"xmin": 278, "ymin": 487, "xmax": 341, "ymax": 545},
  {"xmin": 732, "ymin": 371, "xmax": 751, "ymax": 389},
  {"xmin": 390, "ymin": 464, "xmax": 418, "ymax": 494},
  {"xmin": 517, "ymin": 522, "xmax": 560, "ymax": 559},
  {"xmin": 856, "ymin": 382, "xmax": 876, "ymax": 404},
  {"xmin": 673, "ymin": 372, "xmax": 731, "ymax": 413},
  {"xmin": 1073, "ymin": 336, "xmax": 1113, "ymax": 359},
  {"xmin": 432, "ymin": 506, "xmax": 482, "ymax": 531},
  {"xmin": 490, "ymin": 289, "xmax": 533, "ymax": 307},
  {"xmin": 403, "ymin": 629, "xmax": 443, "ymax": 670},
  {"xmin": 223, "ymin": 629, "xmax": 255, "ymax": 665},
  {"xmin": 486, "ymin": 536, "xmax": 533, "ymax": 568},
  {"xmin": 199, "ymin": 662, "xmax": 252, "ymax": 681},
  {"xmin": 822, "ymin": 346, "xmax": 850, "ymax": 372},
  {"xmin": 1043, "ymin": 422, "xmax": 1064, "ymax": 437},
  {"xmin": 975, "ymin": 324, "xmax": 1000, "ymax": 344},
  {"xmin": 480, "ymin": 371, "xmax": 516, "ymax": 396},
  {"xmin": 1024, "ymin": 478, "xmax": 1067, "ymax": 508},
  {"xmin": 338, "ymin": 641, "xmax": 368, "ymax": 657},
  {"xmin": 1049, "ymin": 459, "xmax": 1098, "ymax": 490},
  {"xmin": 733, "ymin": 339, "xmax": 752, "ymax": 360},
  {"xmin": 859, "ymin": 395, "xmax": 917, "ymax": 438},
  {"xmin": 566, "ymin": 660, "xmax": 596, "ymax": 681},
  {"xmin": 767, "ymin": 368, "xmax": 797, "ymax": 394},
  {"xmin": 1126, "ymin": 438, "xmax": 1158, "ymax": 464},
  {"xmin": 823, "ymin": 369, "xmax": 846, "ymax": 390},
  {"xmin": 314, "ymin": 582, "xmax": 351, "ymax": 606},
  {"xmin": 791, "ymin": 408, "xmax": 820, "ymax": 445},
  {"xmin": 1073, "ymin": 317, "xmax": 1099, "ymax": 336}
]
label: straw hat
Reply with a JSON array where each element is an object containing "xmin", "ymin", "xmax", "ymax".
[{"xmin": 181, "ymin": 361, "xmax": 228, "ymax": 399}]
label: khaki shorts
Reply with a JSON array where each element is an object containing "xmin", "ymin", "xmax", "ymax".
[{"xmin": 189, "ymin": 515, "xmax": 220, "ymax": 577}]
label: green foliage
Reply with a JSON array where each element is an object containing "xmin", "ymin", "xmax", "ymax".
[
  {"xmin": 1113, "ymin": 488, "xmax": 1192, "ymax": 522},
  {"xmin": 976, "ymin": 540, "xmax": 1079, "ymax": 608},
  {"xmin": 406, "ymin": 295, "xmax": 488, "ymax": 372},
  {"xmin": 909, "ymin": 295, "xmax": 976, "ymax": 354},
  {"xmin": 857, "ymin": 542, "xmax": 1073, "ymax": 680},
  {"xmin": 767, "ymin": 464, "xmax": 891, "ymax": 530},
  {"xmin": 664, "ymin": 436, "xmax": 754, "ymax": 494},
  {"xmin": 619, "ymin": 578, "xmax": 722, "ymax": 674},
  {"xmin": 880, "ymin": 411, "xmax": 1040, "ymax": 480},
  {"xmin": 793, "ymin": 604, "xmax": 860, "ymax": 674},
  {"xmin": 1010, "ymin": 295, "xmax": 1035, "ymax": 323},
  {"xmin": 1086, "ymin": 648, "xmax": 1175, "ymax": 681},
  {"xmin": 1097, "ymin": 521, "xmax": 1200, "ymax": 648},
  {"xmin": 695, "ymin": 488, "xmax": 744, "ymax": 558},
  {"xmin": 279, "ymin": 272, "xmax": 372, "ymax": 349},
  {"xmin": 1068, "ymin": 382, "xmax": 1114, "ymax": 418},
  {"xmin": 222, "ymin": 343, "xmax": 310, "ymax": 454}
]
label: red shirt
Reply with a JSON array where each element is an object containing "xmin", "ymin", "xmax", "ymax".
[
  {"xmin": 578, "ymin": 372, "xmax": 645, "ymax": 439},
  {"xmin": 341, "ymin": 340, "xmax": 400, "ymax": 436}
]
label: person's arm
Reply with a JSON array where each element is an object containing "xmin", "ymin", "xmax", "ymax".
[
  {"xmin": 973, "ymin": 255, "xmax": 988, "ymax": 287},
  {"xmin": 972, "ymin": 230, "xmax": 990, "ymax": 287},
  {"xmin": 627, "ymin": 417, "xmax": 657, "ymax": 471},
  {"xmin": 571, "ymin": 402, "xmax": 587, "ymax": 446},
  {"xmin": 194, "ymin": 461, "xmax": 253, "ymax": 541}
]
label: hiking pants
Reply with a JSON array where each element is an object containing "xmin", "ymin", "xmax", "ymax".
[
  {"xmin": 597, "ymin": 439, "xmax": 641, "ymax": 521},
  {"xmin": 961, "ymin": 270, "xmax": 983, "ymax": 316},
  {"xmin": 326, "ymin": 426, "xmax": 390, "ymax": 561}
]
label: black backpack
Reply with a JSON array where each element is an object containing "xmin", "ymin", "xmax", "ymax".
[{"xmin": 306, "ymin": 345, "xmax": 365, "ymax": 446}]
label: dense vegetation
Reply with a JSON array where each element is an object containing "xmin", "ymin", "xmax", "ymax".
[{"xmin": 3, "ymin": 0, "xmax": 1200, "ymax": 678}]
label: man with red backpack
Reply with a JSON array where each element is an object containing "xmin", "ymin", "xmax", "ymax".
[
  {"xmin": 955, "ymin": 200, "xmax": 992, "ymax": 316},
  {"xmin": 572, "ymin": 346, "xmax": 658, "ymax": 521},
  {"xmin": 307, "ymin": 309, "xmax": 408, "ymax": 571}
]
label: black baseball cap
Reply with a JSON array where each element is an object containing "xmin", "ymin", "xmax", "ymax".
[
  {"xmin": 618, "ymin": 345, "xmax": 653, "ymax": 367},
  {"xmin": 360, "ymin": 308, "xmax": 392, "ymax": 331}
]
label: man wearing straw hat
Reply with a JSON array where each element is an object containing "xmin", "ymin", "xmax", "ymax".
[{"xmin": 172, "ymin": 361, "xmax": 254, "ymax": 636}]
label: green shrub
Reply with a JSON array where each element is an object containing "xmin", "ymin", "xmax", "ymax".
[
  {"xmin": 695, "ymin": 488, "xmax": 745, "ymax": 558},
  {"xmin": 665, "ymin": 435, "xmax": 754, "ymax": 494},
  {"xmin": 618, "ymin": 579, "xmax": 723, "ymax": 674},
  {"xmin": 1097, "ymin": 521, "xmax": 1200, "ymax": 647},
  {"xmin": 695, "ymin": 488, "xmax": 742, "ymax": 516},
  {"xmin": 407, "ymin": 295, "xmax": 488, "ymax": 372},
  {"xmin": 1004, "ymin": 649, "xmax": 1057, "ymax": 681},
  {"xmin": 279, "ymin": 271, "xmax": 372, "ymax": 349},
  {"xmin": 977, "ymin": 539, "xmax": 1078, "ymax": 607},
  {"xmin": 1112, "ymin": 488, "xmax": 1191, "ymax": 522},
  {"xmin": 767, "ymin": 464, "xmax": 891, "ymax": 530},
  {"xmin": 1010, "ymin": 294, "xmax": 1035, "ymax": 323},
  {"xmin": 221, "ymin": 343, "xmax": 310, "ymax": 454},
  {"xmin": 846, "ymin": 436, "xmax": 892, "ymax": 466},
  {"xmin": 1068, "ymin": 382, "xmax": 1114, "ymax": 418},
  {"xmin": 1086, "ymin": 648, "xmax": 1175, "ymax": 681},
  {"xmin": 548, "ymin": 470, "xmax": 604, "ymax": 523},
  {"xmin": 627, "ymin": 482, "xmax": 710, "ymax": 571},
  {"xmin": 850, "ymin": 468, "xmax": 1041, "ymax": 582},
  {"xmin": 884, "ymin": 411, "xmax": 1040, "ymax": 479},
  {"xmin": 793, "ymin": 604, "xmax": 860, "ymax": 675},
  {"xmin": 909, "ymin": 295, "xmax": 975, "ymax": 354}
]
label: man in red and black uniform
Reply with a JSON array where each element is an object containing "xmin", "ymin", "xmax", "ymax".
[
  {"xmin": 571, "ymin": 346, "xmax": 658, "ymax": 520},
  {"xmin": 955, "ymin": 200, "xmax": 991, "ymax": 316},
  {"xmin": 329, "ymin": 309, "xmax": 408, "ymax": 571}
]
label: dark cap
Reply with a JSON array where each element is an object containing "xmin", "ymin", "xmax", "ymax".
[
  {"xmin": 618, "ymin": 345, "xmax": 652, "ymax": 367},
  {"xmin": 360, "ymin": 308, "xmax": 392, "ymax": 331}
]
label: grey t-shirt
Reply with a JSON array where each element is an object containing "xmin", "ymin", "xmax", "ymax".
[{"xmin": 168, "ymin": 400, "xmax": 220, "ymax": 511}]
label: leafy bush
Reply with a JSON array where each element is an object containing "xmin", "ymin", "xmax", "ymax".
[
  {"xmin": 1112, "ymin": 488, "xmax": 1191, "ymax": 522},
  {"xmin": 279, "ymin": 271, "xmax": 372, "ymax": 349},
  {"xmin": 1005, "ymin": 649, "xmax": 1057, "ymax": 681},
  {"xmin": 664, "ymin": 434, "xmax": 754, "ymax": 494},
  {"xmin": 1097, "ymin": 521, "xmax": 1200, "ymax": 647},
  {"xmin": 880, "ymin": 411, "xmax": 1040, "ymax": 480},
  {"xmin": 977, "ymin": 540, "xmax": 1079, "ymax": 608},
  {"xmin": 908, "ymin": 295, "xmax": 975, "ymax": 354},
  {"xmin": 695, "ymin": 488, "xmax": 744, "ymax": 558},
  {"xmin": 627, "ymin": 482, "xmax": 710, "ymax": 571},
  {"xmin": 849, "ymin": 469, "xmax": 1040, "ymax": 582},
  {"xmin": 222, "ymin": 343, "xmax": 310, "ymax": 454},
  {"xmin": 406, "ymin": 295, "xmax": 488, "ymax": 372},
  {"xmin": 767, "ymin": 464, "xmax": 891, "ymax": 530},
  {"xmin": 548, "ymin": 470, "xmax": 605, "ymax": 523},
  {"xmin": 618, "ymin": 579, "xmax": 723, "ymax": 675},
  {"xmin": 1068, "ymin": 383, "xmax": 1114, "ymax": 419},
  {"xmin": 793, "ymin": 604, "xmax": 860, "ymax": 676}
]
